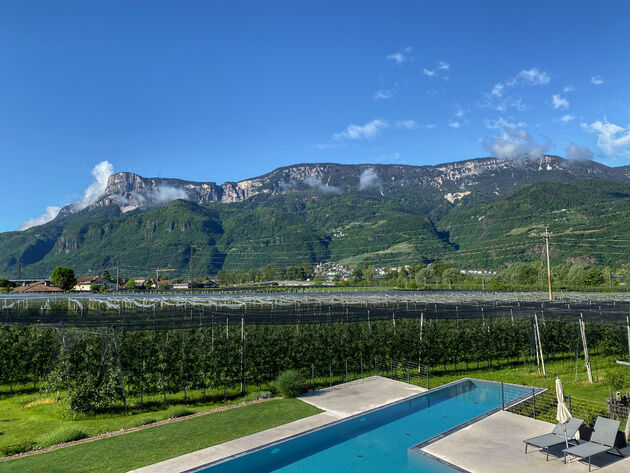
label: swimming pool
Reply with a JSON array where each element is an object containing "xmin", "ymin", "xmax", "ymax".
[{"xmin": 195, "ymin": 379, "xmax": 532, "ymax": 473}]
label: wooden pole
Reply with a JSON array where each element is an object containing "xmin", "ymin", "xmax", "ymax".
[
  {"xmin": 545, "ymin": 226, "xmax": 553, "ymax": 301},
  {"xmin": 240, "ymin": 314, "xmax": 245, "ymax": 394},
  {"xmin": 535, "ymin": 313, "xmax": 546, "ymax": 375},
  {"xmin": 580, "ymin": 314, "xmax": 593, "ymax": 383},
  {"xmin": 626, "ymin": 313, "xmax": 630, "ymax": 360}
]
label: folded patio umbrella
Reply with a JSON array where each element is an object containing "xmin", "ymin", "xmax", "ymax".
[{"xmin": 556, "ymin": 377, "xmax": 572, "ymax": 447}]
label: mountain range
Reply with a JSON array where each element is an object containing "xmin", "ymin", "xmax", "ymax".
[{"xmin": 3, "ymin": 155, "xmax": 630, "ymax": 278}]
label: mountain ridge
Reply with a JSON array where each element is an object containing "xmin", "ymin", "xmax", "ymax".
[{"xmin": 4, "ymin": 155, "xmax": 630, "ymax": 277}]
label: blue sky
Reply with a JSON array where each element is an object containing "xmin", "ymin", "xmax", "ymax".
[{"xmin": 1, "ymin": 0, "xmax": 630, "ymax": 231}]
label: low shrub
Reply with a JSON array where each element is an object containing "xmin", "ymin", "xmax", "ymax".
[
  {"xmin": 0, "ymin": 438, "xmax": 36, "ymax": 456},
  {"xmin": 274, "ymin": 370, "xmax": 305, "ymax": 398},
  {"xmin": 38, "ymin": 427, "xmax": 89, "ymax": 448},
  {"xmin": 134, "ymin": 417, "xmax": 158, "ymax": 427},
  {"xmin": 243, "ymin": 390, "xmax": 273, "ymax": 402}
]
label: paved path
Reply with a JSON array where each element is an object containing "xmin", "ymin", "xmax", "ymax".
[
  {"xmin": 298, "ymin": 376, "xmax": 425, "ymax": 418},
  {"xmin": 131, "ymin": 376, "xmax": 425, "ymax": 473},
  {"xmin": 422, "ymin": 410, "xmax": 630, "ymax": 473}
]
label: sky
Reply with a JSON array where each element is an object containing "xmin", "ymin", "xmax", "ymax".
[{"xmin": 1, "ymin": 0, "xmax": 630, "ymax": 232}]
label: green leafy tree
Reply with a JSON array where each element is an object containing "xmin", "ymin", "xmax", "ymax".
[
  {"xmin": 50, "ymin": 267, "xmax": 76, "ymax": 291},
  {"xmin": 125, "ymin": 278, "xmax": 136, "ymax": 290}
]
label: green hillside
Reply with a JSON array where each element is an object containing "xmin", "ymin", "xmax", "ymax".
[{"xmin": 3, "ymin": 178, "xmax": 630, "ymax": 278}]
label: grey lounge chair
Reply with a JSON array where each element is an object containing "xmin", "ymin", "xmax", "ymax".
[
  {"xmin": 562, "ymin": 416, "xmax": 621, "ymax": 471},
  {"xmin": 524, "ymin": 417, "xmax": 583, "ymax": 460}
]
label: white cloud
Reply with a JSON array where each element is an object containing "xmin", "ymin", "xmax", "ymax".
[
  {"xmin": 358, "ymin": 167, "xmax": 380, "ymax": 190},
  {"xmin": 73, "ymin": 160, "xmax": 114, "ymax": 211},
  {"xmin": 333, "ymin": 119, "xmax": 389, "ymax": 140},
  {"xmin": 421, "ymin": 123, "xmax": 436, "ymax": 129},
  {"xmin": 552, "ymin": 94, "xmax": 569, "ymax": 109},
  {"xmin": 491, "ymin": 83, "xmax": 504, "ymax": 97},
  {"xmin": 560, "ymin": 114, "xmax": 575, "ymax": 123},
  {"xmin": 563, "ymin": 85, "xmax": 575, "ymax": 93},
  {"xmin": 484, "ymin": 117, "xmax": 527, "ymax": 130},
  {"xmin": 423, "ymin": 61, "xmax": 450, "ymax": 79},
  {"xmin": 304, "ymin": 176, "xmax": 341, "ymax": 194},
  {"xmin": 566, "ymin": 143, "xmax": 593, "ymax": 161},
  {"xmin": 484, "ymin": 127, "xmax": 550, "ymax": 161},
  {"xmin": 332, "ymin": 119, "xmax": 417, "ymax": 140},
  {"xmin": 479, "ymin": 95, "xmax": 526, "ymax": 112},
  {"xmin": 149, "ymin": 186, "xmax": 189, "ymax": 205},
  {"xmin": 582, "ymin": 119, "xmax": 630, "ymax": 157},
  {"xmin": 19, "ymin": 206, "xmax": 62, "ymax": 230},
  {"xmin": 591, "ymin": 76, "xmax": 604, "ymax": 85},
  {"xmin": 373, "ymin": 89, "xmax": 395, "ymax": 101},
  {"xmin": 387, "ymin": 47, "xmax": 413, "ymax": 64},
  {"xmin": 517, "ymin": 68, "xmax": 551, "ymax": 85},
  {"xmin": 394, "ymin": 120, "xmax": 418, "ymax": 130},
  {"xmin": 448, "ymin": 121, "xmax": 461, "ymax": 129}
]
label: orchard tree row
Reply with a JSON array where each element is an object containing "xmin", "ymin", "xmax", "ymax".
[{"xmin": 0, "ymin": 316, "xmax": 627, "ymax": 412}]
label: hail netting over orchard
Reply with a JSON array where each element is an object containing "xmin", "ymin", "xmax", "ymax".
[{"xmin": 3, "ymin": 291, "xmax": 630, "ymax": 329}]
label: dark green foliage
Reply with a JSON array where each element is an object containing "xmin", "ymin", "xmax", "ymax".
[
  {"xmin": 50, "ymin": 267, "xmax": 76, "ymax": 291},
  {"xmin": 274, "ymin": 370, "xmax": 304, "ymax": 398},
  {"xmin": 0, "ymin": 439, "xmax": 36, "ymax": 457}
]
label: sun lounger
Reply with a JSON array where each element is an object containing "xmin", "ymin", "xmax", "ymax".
[
  {"xmin": 524, "ymin": 417, "xmax": 583, "ymax": 460},
  {"xmin": 562, "ymin": 416, "xmax": 621, "ymax": 471}
]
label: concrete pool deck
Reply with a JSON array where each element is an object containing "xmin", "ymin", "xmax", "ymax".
[
  {"xmin": 421, "ymin": 410, "xmax": 630, "ymax": 472},
  {"xmin": 131, "ymin": 376, "xmax": 425, "ymax": 473}
]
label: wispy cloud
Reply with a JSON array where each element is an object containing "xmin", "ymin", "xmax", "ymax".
[
  {"xmin": 304, "ymin": 176, "xmax": 341, "ymax": 194},
  {"xmin": 563, "ymin": 85, "xmax": 575, "ymax": 93},
  {"xmin": 582, "ymin": 119, "xmax": 630, "ymax": 157},
  {"xmin": 333, "ymin": 119, "xmax": 389, "ymax": 140},
  {"xmin": 517, "ymin": 68, "xmax": 551, "ymax": 85},
  {"xmin": 19, "ymin": 206, "xmax": 62, "ymax": 231},
  {"xmin": 591, "ymin": 75, "xmax": 604, "ymax": 85},
  {"xmin": 559, "ymin": 114, "xmax": 575, "ymax": 123},
  {"xmin": 386, "ymin": 46, "xmax": 413, "ymax": 65},
  {"xmin": 552, "ymin": 94, "xmax": 569, "ymax": 109},
  {"xmin": 373, "ymin": 89, "xmax": 395, "ymax": 101},
  {"xmin": 484, "ymin": 117, "xmax": 527, "ymax": 130},
  {"xmin": 423, "ymin": 61, "xmax": 450, "ymax": 79},
  {"xmin": 332, "ymin": 119, "xmax": 417, "ymax": 141},
  {"xmin": 484, "ymin": 127, "xmax": 550, "ymax": 161},
  {"xmin": 481, "ymin": 67, "xmax": 550, "ymax": 112},
  {"xmin": 566, "ymin": 143, "xmax": 593, "ymax": 161},
  {"xmin": 358, "ymin": 167, "xmax": 380, "ymax": 190},
  {"xmin": 448, "ymin": 121, "xmax": 461, "ymax": 129},
  {"xmin": 421, "ymin": 123, "xmax": 436, "ymax": 129}
]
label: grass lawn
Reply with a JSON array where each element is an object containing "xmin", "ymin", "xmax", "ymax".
[{"xmin": 0, "ymin": 398, "xmax": 321, "ymax": 473}]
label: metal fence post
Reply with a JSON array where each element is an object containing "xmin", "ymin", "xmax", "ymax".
[
  {"xmin": 311, "ymin": 365, "xmax": 314, "ymax": 391},
  {"xmin": 361, "ymin": 357, "xmax": 364, "ymax": 379},
  {"xmin": 501, "ymin": 382, "xmax": 505, "ymax": 410},
  {"xmin": 568, "ymin": 395, "xmax": 572, "ymax": 414},
  {"xmin": 532, "ymin": 388, "xmax": 537, "ymax": 419},
  {"xmin": 375, "ymin": 356, "xmax": 378, "ymax": 375},
  {"xmin": 426, "ymin": 366, "xmax": 429, "ymax": 389},
  {"xmin": 407, "ymin": 364, "xmax": 410, "ymax": 384},
  {"xmin": 390, "ymin": 359, "xmax": 393, "ymax": 379},
  {"xmin": 345, "ymin": 360, "xmax": 348, "ymax": 383},
  {"xmin": 329, "ymin": 364, "xmax": 332, "ymax": 387}
]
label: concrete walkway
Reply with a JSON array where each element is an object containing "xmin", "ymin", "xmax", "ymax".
[
  {"xmin": 298, "ymin": 375, "xmax": 426, "ymax": 418},
  {"xmin": 131, "ymin": 376, "xmax": 424, "ymax": 473},
  {"xmin": 422, "ymin": 410, "xmax": 630, "ymax": 473}
]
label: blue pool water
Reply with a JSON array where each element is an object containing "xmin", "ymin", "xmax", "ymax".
[{"xmin": 198, "ymin": 379, "xmax": 530, "ymax": 473}]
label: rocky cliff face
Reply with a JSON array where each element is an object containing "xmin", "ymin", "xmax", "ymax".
[{"xmin": 58, "ymin": 156, "xmax": 630, "ymax": 216}]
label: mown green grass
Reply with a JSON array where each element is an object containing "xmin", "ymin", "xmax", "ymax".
[
  {"xmin": 0, "ymin": 399, "xmax": 321, "ymax": 473},
  {"xmin": 0, "ymin": 385, "xmax": 272, "ymax": 454}
]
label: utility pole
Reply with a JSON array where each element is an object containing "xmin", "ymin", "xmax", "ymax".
[
  {"xmin": 189, "ymin": 245, "xmax": 196, "ymax": 282},
  {"xmin": 116, "ymin": 266, "xmax": 120, "ymax": 293},
  {"xmin": 545, "ymin": 226, "xmax": 553, "ymax": 301}
]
